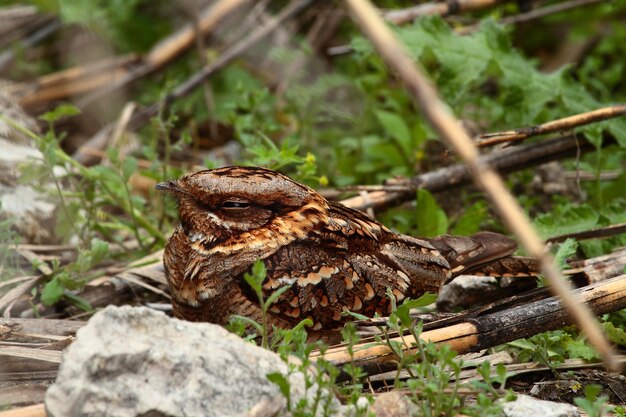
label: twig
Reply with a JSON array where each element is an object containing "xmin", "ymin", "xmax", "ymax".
[
  {"xmin": 547, "ymin": 223, "xmax": 626, "ymax": 244},
  {"xmin": 73, "ymin": 0, "xmax": 313, "ymax": 165},
  {"xmin": 340, "ymin": 132, "xmax": 604, "ymax": 211},
  {"xmin": 383, "ymin": 0, "xmax": 502, "ymax": 25},
  {"xmin": 477, "ymin": 104, "xmax": 626, "ymax": 147},
  {"xmin": 180, "ymin": 0, "xmax": 220, "ymax": 140},
  {"xmin": 499, "ymin": 0, "xmax": 605, "ymax": 25},
  {"xmin": 75, "ymin": 0, "xmax": 250, "ymax": 110},
  {"xmin": 0, "ymin": 276, "xmax": 43, "ymax": 318},
  {"xmin": 343, "ymin": 0, "xmax": 620, "ymax": 371},
  {"xmin": 458, "ymin": 0, "xmax": 606, "ymax": 34},
  {"xmin": 13, "ymin": 55, "xmax": 139, "ymax": 107},
  {"xmin": 108, "ymin": 102, "xmax": 137, "ymax": 152},
  {"xmin": 314, "ymin": 273, "xmax": 626, "ymax": 371},
  {"xmin": 330, "ymin": 0, "xmax": 605, "ymax": 56},
  {"xmin": 0, "ymin": 5, "xmax": 37, "ymax": 20},
  {"xmin": 275, "ymin": 3, "xmax": 343, "ymax": 97},
  {"xmin": 0, "ymin": 17, "xmax": 61, "ymax": 72}
]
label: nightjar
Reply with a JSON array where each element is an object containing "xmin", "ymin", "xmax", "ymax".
[{"xmin": 157, "ymin": 166, "xmax": 534, "ymax": 341}]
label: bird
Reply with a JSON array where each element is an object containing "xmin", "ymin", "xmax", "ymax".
[{"xmin": 156, "ymin": 166, "xmax": 536, "ymax": 342}]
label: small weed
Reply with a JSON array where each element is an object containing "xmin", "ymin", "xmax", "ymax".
[{"xmin": 574, "ymin": 385, "xmax": 610, "ymax": 417}]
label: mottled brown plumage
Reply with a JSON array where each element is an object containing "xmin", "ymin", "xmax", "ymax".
[{"xmin": 157, "ymin": 166, "xmax": 533, "ymax": 341}]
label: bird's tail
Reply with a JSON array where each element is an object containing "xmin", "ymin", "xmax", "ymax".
[{"xmin": 427, "ymin": 231, "xmax": 539, "ymax": 280}]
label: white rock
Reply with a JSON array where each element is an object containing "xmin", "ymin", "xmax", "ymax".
[
  {"xmin": 45, "ymin": 305, "xmax": 342, "ymax": 417},
  {"xmin": 503, "ymin": 394, "xmax": 579, "ymax": 417}
]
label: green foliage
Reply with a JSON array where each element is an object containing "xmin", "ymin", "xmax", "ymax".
[
  {"xmin": 0, "ymin": 206, "xmax": 20, "ymax": 280},
  {"xmin": 57, "ymin": 0, "xmax": 172, "ymax": 52},
  {"xmin": 41, "ymin": 238, "xmax": 107, "ymax": 309},
  {"xmin": 0, "ymin": 102, "xmax": 193, "ymax": 306},
  {"xmin": 574, "ymin": 385, "xmax": 610, "ymax": 417},
  {"xmin": 554, "ymin": 238, "xmax": 579, "ymax": 270},
  {"xmin": 534, "ymin": 201, "xmax": 626, "ymax": 256},
  {"xmin": 415, "ymin": 189, "xmax": 449, "ymax": 237},
  {"xmin": 381, "ymin": 296, "xmax": 515, "ymax": 416},
  {"xmin": 351, "ymin": 17, "xmax": 626, "ymax": 145},
  {"xmin": 507, "ymin": 330, "xmax": 599, "ymax": 371},
  {"xmin": 602, "ymin": 322, "xmax": 626, "ymax": 347},
  {"xmin": 451, "ymin": 201, "xmax": 488, "ymax": 236},
  {"xmin": 240, "ymin": 260, "xmax": 291, "ymax": 349}
]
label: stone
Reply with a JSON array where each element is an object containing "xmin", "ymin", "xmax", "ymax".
[
  {"xmin": 0, "ymin": 181, "xmax": 57, "ymax": 243},
  {"xmin": 503, "ymin": 394, "xmax": 579, "ymax": 417},
  {"xmin": 45, "ymin": 305, "xmax": 342, "ymax": 417},
  {"xmin": 370, "ymin": 391, "xmax": 417, "ymax": 417},
  {"xmin": 0, "ymin": 89, "xmax": 58, "ymax": 244}
]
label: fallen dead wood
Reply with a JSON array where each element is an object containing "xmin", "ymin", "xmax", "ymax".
[
  {"xmin": 477, "ymin": 104, "xmax": 626, "ymax": 147},
  {"xmin": 10, "ymin": 0, "xmax": 249, "ymax": 109},
  {"xmin": 75, "ymin": 0, "xmax": 252, "ymax": 109},
  {"xmin": 458, "ymin": 0, "xmax": 606, "ymax": 34},
  {"xmin": 565, "ymin": 247, "xmax": 626, "ymax": 285},
  {"xmin": 383, "ymin": 0, "xmax": 502, "ymax": 25},
  {"xmin": 458, "ymin": 354, "xmax": 626, "ymax": 383},
  {"xmin": 0, "ymin": 346, "xmax": 62, "ymax": 363},
  {"xmin": 0, "ymin": 317, "xmax": 82, "ymax": 336},
  {"xmin": 0, "ymin": 404, "xmax": 46, "ymax": 417},
  {"xmin": 547, "ymin": 223, "xmax": 626, "ymax": 245},
  {"xmin": 73, "ymin": 0, "xmax": 313, "ymax": 165},
  {"xmin": 314, "ymin": 274, "xmax": 626, "ymax": 372},
  {"xmin": 370, "ymin": 351, "xmax": 626, "ymax": 384},
  {"xmin": 340, "ymin": 133, "xmax": 608, "ymax": 211},
  {"xmin": 11, "ymin": 54, "xmax": 139, "ymax": 108}
]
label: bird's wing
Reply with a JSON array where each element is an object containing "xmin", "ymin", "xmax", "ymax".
[{"xmin": 257, "ymin": 202, "xmax": 451, "ymax": 329}]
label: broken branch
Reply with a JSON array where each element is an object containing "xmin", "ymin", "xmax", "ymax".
[{"xmin": 477, "ymin": 104, "xmax": 626, "ymax": 147}]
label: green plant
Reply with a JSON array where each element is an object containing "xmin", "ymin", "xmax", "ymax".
[
  {"xmin": 235, "ymin": 260, "xmax": 292, "ymax": 349},
  {"xmin": 507, "ymin": 330, "xmax": 599, "ymax": 373},
  {"xmin": 0, "ymin": 208, "xmax": 20, "ymax": 280},
  {"xmin": 574, "ymin": 384, "xmax": 610, "ymax": 417},
  {"xmin": 39, "ymin": 238, "xmax": 108, "ymax": 310},
  {"xmin": 378, "ymin": 293, "xmax": 515, "ymax": 416}
]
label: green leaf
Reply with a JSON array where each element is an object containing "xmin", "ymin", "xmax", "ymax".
[
  {"xmin": 89, "ymin": 238, "xmax": 109, "ymax": 267},
  {"xmin": 122, "ymin": 157, "xmax": 138, "ymax": 181},
  {"xmin": 266, "ymin": 372, "xmax": 291, "ymax": 401},
  {"xmin": 264, "ymin": 285, "xmax": 291, "ymax": 308},
  {"xmin": 40, "ymin": 104, "xmax": 81, "ymax": 123},
  {"xmin": 565, "ymin": 337, "xmax": 598, "ymax": 361},
  {"xmin": 452, "ymin": 201, "xmax": 487, "ymax": 235},
  {"xmin": 507, "ymin": 338, "xmax": 536, "ymax": 351},
  {"xmin": 64, "ymin": 293, "xmax": 94, "ymax": 313},
  {"xmin": 375, "ymin": 110, "xmax": 411, "ymax": 148},
  {"xmin": 415, "ymin": 189, "xmax": 448, "ymax": 237},
  {"xmin": 554, "ymin": 238, "xmax": 578, "ymax": 270},
  {"xmin": 41, "ymin": 276, "xmax": 65, "ymax": 306},
  {"xmin": 603, "ymin": 322, "xmax": 626, "ymax": 347},
  {"xmin": 405, "ymin": 292, "xmax": 438, "ymax": 308},
  {"xmin": 534, "ymin": 205, "xmax": 599, "ymax": 240},
  {"xmin": 243, "ymin": 260, "xmax": 267, "ymax": 296}
]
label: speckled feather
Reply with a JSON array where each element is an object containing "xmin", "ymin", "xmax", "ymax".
[{"xmin": 158, "ymin": 166, "xmax": 529, "ymax": 341}]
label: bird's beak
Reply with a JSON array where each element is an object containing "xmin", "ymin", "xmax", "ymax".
[{"xmin": 155, "ymin": 180, "xmax": 184, "ymax": 194}]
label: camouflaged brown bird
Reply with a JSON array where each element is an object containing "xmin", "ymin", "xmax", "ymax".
[{"xmin": 157, "ymin": 166, "xmax": 536, "ymax": 342}]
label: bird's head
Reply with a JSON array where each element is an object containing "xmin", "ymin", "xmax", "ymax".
[{"xmin": 156, "ymin": 166, "xmax": 328, "ymax": 243}]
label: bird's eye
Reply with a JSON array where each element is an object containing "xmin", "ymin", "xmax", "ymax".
[{"xmin": 221, "ymin": 200, "xmax": 250, "ymax": 209}]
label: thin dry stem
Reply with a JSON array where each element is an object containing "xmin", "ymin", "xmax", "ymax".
[
  {"xmin": 478, "ymin": 104, "xmax": 626, "ymax": 147},
  {"xmin": 343, "ymin": 0, "xmax": 620, "ymax": 371},
  {"xmin": 384, "ymin": 0, "xmax": 500, "ymax": 24},
  {"xmin": 458, "ymin": 0, "xmax": 606, "ymax": 34}
]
